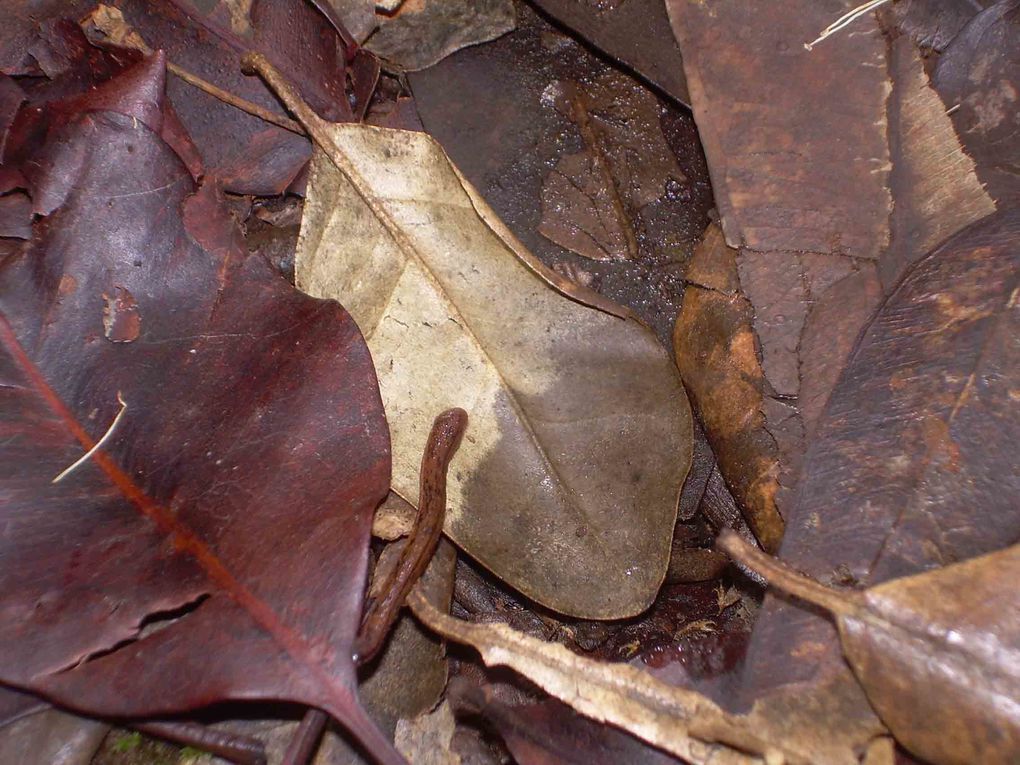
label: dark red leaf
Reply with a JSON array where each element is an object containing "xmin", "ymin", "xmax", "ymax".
[{"xmin": 0, "ymin": 54, "xmax": 399, "ymax": 764}]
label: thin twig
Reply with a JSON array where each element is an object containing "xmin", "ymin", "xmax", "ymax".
[
  {"xmin": 716, "ymin": 530, "xmax": 859, "ymax": 617},
  {"xmin": 804, "ymin": 0, "xmax": 893, "ymax": 51},
  {"xmin": 52, "ymin": 392, "xmax": 127, "ymax": 483},
  {"xmin": 81, "ymin": 5, "xmax": 304, "ymax": 135},
  {"xmin": 165, "ymin": 62, "xmax": 304, "ymax": 135}
]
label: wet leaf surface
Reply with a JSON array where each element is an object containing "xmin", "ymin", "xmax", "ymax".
[
  {"xmin": 0, "ymin": 56, "xmax": 398, "ymax": 763},
  {"xmin": 538, "ymin": 71, "xmax": 689, "ymax": 263},
  {"xmin": 530, "ymin": 0, "xmax": 689, "ymax": 105},
  {"xmin": 262, "ymin": 57, "xmax": 692, "ymax": 620},
  {"xmin": 109, "ymin": 0, "xmax": 359, "ymax": 195},
  {"xmin": 363, "ymin": 0, "xmax": 516, "ymax": 72},
  {"xmin": 739, "ymin": 207, "xmax": 1020, "ymax": 712},
  {"xmin": 934, "ymin": 0, "xmax": 1020, "ymax": 205},
  {"xmin": 409, "ymin": 2, "xmax": 713, "ymax": 344}
]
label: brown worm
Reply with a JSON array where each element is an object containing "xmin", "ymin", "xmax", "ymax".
[
  {"xmin": 353, "ymin": 407, "xmax": 468, "ymax": 664},
  {"xmin": 284, "ymin": 409, "xmax": 468, "ymax": 765}
]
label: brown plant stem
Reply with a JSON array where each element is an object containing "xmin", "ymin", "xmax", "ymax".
[
  {"xmin": 716, "ymin": 530, "xmax": 860, "ymax": 617},
  {"xmin": 81, "ymin": 6, "xmax": 303, "ymax": 135}
]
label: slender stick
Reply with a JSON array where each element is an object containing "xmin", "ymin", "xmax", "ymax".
[
  {"xmin": 165, "ymin": 61, "xmax": 303, "ymax": 134},
  {"xmin": 281, "ymin": 710, "xmax": 328, "ymax": 765},
  {"xmin": 52, "ymin": 392, "xmax": 127, "ymax": 483},
  {"xmin": 716, "ymin": 530, "xmax": 859, "ymax": 617}
]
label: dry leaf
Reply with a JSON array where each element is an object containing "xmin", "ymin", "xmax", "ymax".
[
  {"xmin": 364, "ymin": 0, "xmax": 515, "ymax": 71},
  {"xmin": 248, "ymin": 56, "xmax": 692, "ymax": 619},
  {"xmin": 721, "ymin": 532, "xmax": 1020, "ymax": 765},
  {"xmin": 665, "ymin": 0, "xmax": 892, "ymax": 258},
  {"xmin": 883, "ymin": 35, "xmax": 995, "ymax": 291},
  {"xmin": 408, "ymin": 589, "xmax": 766, "ymax": 765},
  {"xmin": 394, "ymin": 701, "xmax": 460, "ymax": 765},
  {"xmin": 674, "ymin": 224, "xmax": 784, "ymax": 552}
]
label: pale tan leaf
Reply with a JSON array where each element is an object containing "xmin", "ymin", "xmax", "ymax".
[
  {"xmin": 409, "ymin": 588, "xmax": 887, "ymax": 765},
  {"xmin": 394, "ymin": 701, "xmax": 460, "ymax": 765},
  {"xmin": 248, "ymin": 55, "xmax": 692, "ymax": 619}
]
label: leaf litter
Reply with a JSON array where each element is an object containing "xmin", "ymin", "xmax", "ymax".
[{"xmin": 1, "ymin": 0, "xmax": 1019, "ymax": 763}]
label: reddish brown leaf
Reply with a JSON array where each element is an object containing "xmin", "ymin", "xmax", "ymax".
[
  {"xmin": 665, "ymin": 0, "xmax": 892, "ymax": 259},
  {"xmin": 109, "ymin": 0, "xmax": 358, "ymax": 195},
  {"xmin": 934, "ymin": 0, "xmax": 1020, "ymax": 205},
  {"xmin": 740, "ymin": 209, "xmax": 1020, "ymax": 705},
  {"xmin": 530, "ymin": 0, "xmax": 688, "ymax": 106},
  {"xmin": 0, "ymin": 55, "xmax": 399, "ymax": 763}
]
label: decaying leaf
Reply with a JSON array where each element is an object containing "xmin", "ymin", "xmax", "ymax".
[
  {"xmin": 408, "ymin": 2, "xmax": 714, "ymax": 343},
  {"xmin": 934, "ymin": 0, "xmax": 1020, "ymax": 205},
  {"xmin": 674, "ymin": 224, "xmax": 783, "ymax": 552},
  {"xmin": 740, "ymin": 207, "xmax": 1020, "ymax": 722},
  {"xmin": 886, "ymin": 0, "xmax": 989, "ymax": 51},
  {"xmin": 538, "ymin": 71, "xmax": 688, "ymax": 263},
  {"xmin": 250, "ymin": 56, "xmax": 693, "ymax": 619},
  {"xmin": 364, "ymin": 0, "xmax": 515, "ymax": 72},
  {"xmin": 530, "ymin": 0, "xmax": 689, "ymax": 105},
  {"xmin": 408, "ymin": 589, "xmax": 766, "ymax": 765},
  {"xmin": 665, "ymin": 0, "xmax": 892, "ymax": 258},
  {"xmin": 721, "ymin": 532, "xmax": 1020, "ymax": 765},
  {"xmin": 394, "ymin": 700, "xmax": 460, "ymax": 765},
  {"xmin": 0, "ymin": 56, "xmax": 399, "ymax": 764},
  {"xmin": 883, "ymin": 35, "xmax": 996, "ymax": 291}
]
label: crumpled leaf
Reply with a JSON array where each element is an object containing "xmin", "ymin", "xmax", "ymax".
[
  {"xmin": 364, "ymin": 0, "xmax": 515, "ymax": 72},
  {"xmin": 0, "ymin": 55, "xmax": 399, "ymax": 764},
  {"xmin": 673, "ymin": 224, "xmax": 783, "ymax": 552},
  {"xmin": 530, "ymin": 0, "xmax": 689, "ymax": 105},
  {"xmin": 408, "ymin": 590, "xmax": 763, "ymax": 765},
  {"xmin": 934, "ymin": 0, "xmax": 1020, "ymax": 205},
  {"xmin": 721, "ymin": 533, "xmax": 1020, "ymax": 765},
  {"xmin": 250, "ymin": 55, "xmax": 692, "ymax": 619}
]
